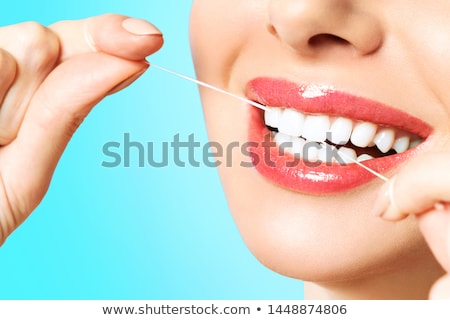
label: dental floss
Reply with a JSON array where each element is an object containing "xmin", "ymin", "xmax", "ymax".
[
  {"xmin": 335, "ymin": 149, "xmax": 389, "ymax": 182},
  {"xmin": 434, "ymin": 202, "xmax": 446, "ymax": 211},
  {"xmin": 151, "ymin": 63, "xmax": 390, "ymax": 183},
  {"xmin": 151, "ymin": 64, "xmax": 268, "ymax": 112}
]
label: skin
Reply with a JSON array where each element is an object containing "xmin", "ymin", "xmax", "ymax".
[
  {"xmin": 0, "ymin": 14, "xmax": 163, "ymax": 242},
  {"xmin": 0, "ymin": 3, "xmax": 448, "ymax": 299},
  {"xmin": 190, "ymin": 0, "xmax": 450, "ymax": 299}
]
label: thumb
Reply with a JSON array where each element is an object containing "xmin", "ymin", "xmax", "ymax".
[
  {"xmin": 50, "ymin": 14, "xmax": 164, "ymax": 62},
  {"xmin": 3, "ymin": 52, "xmax": 150, "ymax": 211},
  {"xmin": 418, "ymin": 209, "xmax": 450, "ymax": 272}
]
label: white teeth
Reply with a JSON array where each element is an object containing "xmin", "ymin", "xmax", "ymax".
[
  {"xmin": 304, "ymin": 142, "xmax": 321, "ymax": 162},
  {"xmin": 350, "ymin": 122, "xmax": 378, "ymax": 148},
  {"xmin": 318, "ymin": 145, "xmax": 328, "ymax": 163},
  {"xmin": 374, "ymin": 128, "xmax": 395, "ymax": 153},
  {"xmin": 393, "ymin": 135, "xmax": 410, "ymax": 153},
  {"xmin": 264, "ymin": 108, "xmax": 283, "ymax": 128},
  {"xmin": 292, "ymin": 137, "xmax": 306, "ymax": 156},
  {"xmin": 266, "ymin": 108, "xmax": 422, "ymax": 163},
  {"xmin": 274, "ymin": 132, "xmax": 293, "ymax": 151},
  {"xmin": 357, "ymin": 154, "xmax": 374, "ymax": 162},
  {"xmin": 278, "ymin": 109, "xmax": 305, "ymax": 137},
  {"xmin": 409, "ymin": 139, "xmax": 421, "ymax": 149},
  {"xmin": 337, "ymin": 147, "xmax": 357, "ymax": 164},
  {"xmin": 329, "ymin": 117, "xmax": 353, "ymax": 145},
  {"xmin": 302, "ymin": 115, "xmax": 330, "ymax": 142}
]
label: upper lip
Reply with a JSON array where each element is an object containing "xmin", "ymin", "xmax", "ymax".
[{"xmin": 245, "ymin": 77, "xmax": 432, "ymax": 138}]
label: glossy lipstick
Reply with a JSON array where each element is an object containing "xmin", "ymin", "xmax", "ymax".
[{"xmin": 246, "ymin": 78, "xmax": 432, "ymax": 194}]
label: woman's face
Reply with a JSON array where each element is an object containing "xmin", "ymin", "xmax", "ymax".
[{"xmin": 190, "ymin": 0, "xmax": 449, "ymax": 282}]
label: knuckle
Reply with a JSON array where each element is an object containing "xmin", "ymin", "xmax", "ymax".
[
  {"xmin": 18, "ymin": 21, "xmax": 51, "ymax": 43},
  {"xmin": 39, "ymin": 87, "xmax": 88, "ymax": 138},
  {"xmin": 57, "ymin": 107, "xmax": 87, "ymax": 137},
  {"xmin": 0, "ymin": 50, "xmax": 17, "ymax": 82},
  {"xmin": 0, "ymin": 131, "xmax": 17, "ymax": 146},
  {"xmin": 16, "ymin": 22, "xmax": 60, "ymax": 70}
]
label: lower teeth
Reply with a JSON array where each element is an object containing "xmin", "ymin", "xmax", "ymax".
[{"xmin": 272, "ymin": 131, "xmax": 406, "ymax": 164}]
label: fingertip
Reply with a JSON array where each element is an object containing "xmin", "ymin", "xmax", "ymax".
[
  {"xmin": 371, "ymin": 181, "xmax": 390, "ymax": 218},
  {"xmin": 121, "ymin": 18, "xmax": 162, "ymax": 36},
  {"xmin": 87, "ymin": 14, "xmax": 164, "ymax": 61},
  {"xmin": 379, "ymin": 206, "xmax": 410, "ymax": 222},
  {"xmin": 120, "ymin": 17, "xmax": 164, "ymax": 56},
  {"xmin": 429, "ymin": 274, "xmax": 450, "ymax": 300},
  {"xmin": 371, "ymin": 177, "xmax": 410, "ymax": 222}
]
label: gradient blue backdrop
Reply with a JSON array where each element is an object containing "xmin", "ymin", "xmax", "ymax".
[{"xmin": 0, "ymin": 1, "xmax": 303, "ymax": 299}]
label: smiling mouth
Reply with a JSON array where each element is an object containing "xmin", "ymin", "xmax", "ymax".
[
  {"xmin": 245, "ymin": 78, "xmax": 432, "ymax": 194},
  {"xmin": 264, "ymin": 107, "xmax": 423, "ymax": 164}
]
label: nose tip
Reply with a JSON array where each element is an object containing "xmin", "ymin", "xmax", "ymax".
[{"xmin": 268, "ymin": 0, "xmax": 383, "ymax": 57}]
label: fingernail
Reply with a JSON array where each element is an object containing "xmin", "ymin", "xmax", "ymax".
[
  {"xmin": 372, "ymin": 182, "xmax": 390, "ymax": 218},
  {"xmin": 122, "ymin": 18, "xmax": 162, "ymax": 36},
  {"xmin": 373, "ymin": 176, "xmax": 409, "ymax": 221}
]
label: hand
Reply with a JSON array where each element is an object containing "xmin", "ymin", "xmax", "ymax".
[
  {"xmin": 0, "ymin": 14, "xmax": 163, "ymax": 245},
  {"xmin": 374, "ymin": 152, "xmax": 450, "ymax": 299}
]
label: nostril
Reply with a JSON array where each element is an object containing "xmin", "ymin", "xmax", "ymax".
[{"xmin": 308, "ymin": 33, "xmax": 351, "ymax": 48}]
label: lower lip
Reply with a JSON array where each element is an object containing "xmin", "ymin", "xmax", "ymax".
[{"xmin": 247, "ymin": 108, "xmax": 420, "ymax": 194}]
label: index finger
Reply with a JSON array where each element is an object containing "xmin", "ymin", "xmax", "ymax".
[
  {"xmin": 372, "ymin": 152, "xmax": 450, "ymax": 271},
  {"xmin": 373, "ymin": 152, "xmax": 450, "ymax": 220},
  {"xmin": 418, "ymin": 208, "xmax": 450, "ymax": 272},
  {"xmin": 50, "ymin": 14, "xmax": 164, "ymax": 62}
]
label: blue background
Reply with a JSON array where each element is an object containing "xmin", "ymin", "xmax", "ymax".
[{"xmin": 0, "ymin": 1, "xmax": 303, "ymax": 299}]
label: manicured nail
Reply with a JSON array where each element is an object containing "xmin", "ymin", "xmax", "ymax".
[
  {"xmin": 371, "ymin": 181, "xmax": 390, "ymax": 218},
  {"xmin": 373, "ymin": 176, "xmax": 409, "ymax": 221},
  {"xmin": 122, "ymin": 18, "xmax": 162, "ymax": 36}
]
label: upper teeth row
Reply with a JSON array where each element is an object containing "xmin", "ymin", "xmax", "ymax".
[{"xmin": 264, "ymin": 107, "xmax": 420, "ymax": 154}]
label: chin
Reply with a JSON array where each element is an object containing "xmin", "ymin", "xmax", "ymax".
[{"xmin": 219, "ymin": 163, "xmax": 428, "ymax": 283}]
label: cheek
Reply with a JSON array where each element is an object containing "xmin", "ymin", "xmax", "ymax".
[{"xmin": 385, "ymin": 4, "xmax": 450, "ymax": 129}]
